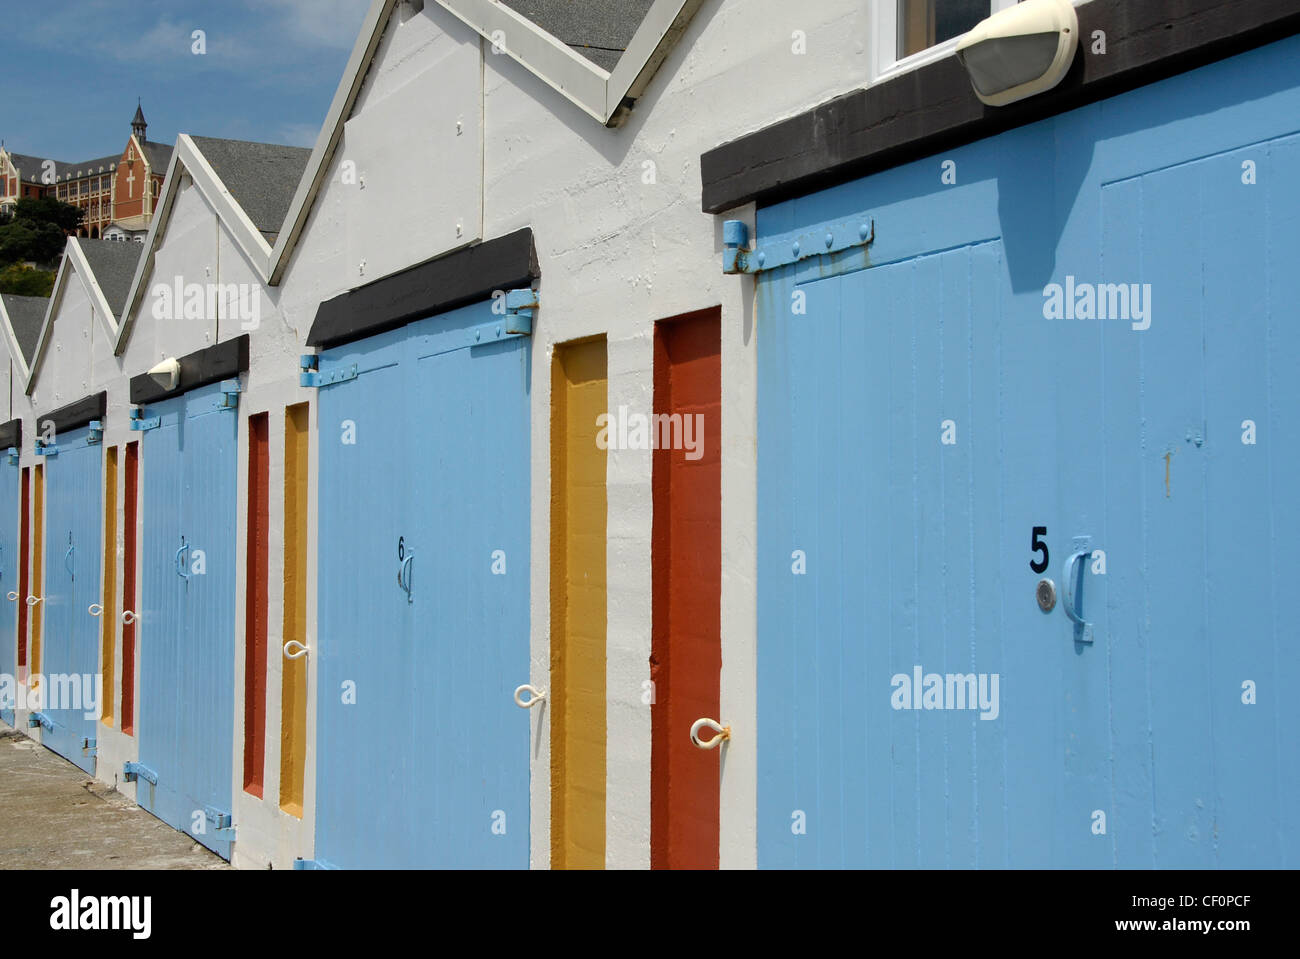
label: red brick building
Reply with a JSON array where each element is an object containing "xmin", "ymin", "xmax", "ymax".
[{"xmin": 0, "ymin": 103, "xmax": 171, "ymax": 239}]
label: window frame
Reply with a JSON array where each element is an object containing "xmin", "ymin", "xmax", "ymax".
[{"xmin": 872, "ymin": 0, "xmax": 1019, "ymax": 84}]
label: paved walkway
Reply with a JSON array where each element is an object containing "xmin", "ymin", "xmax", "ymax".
[{"xmin": 0, "ymin": 727, "xmax": 228, "ymax": 869}]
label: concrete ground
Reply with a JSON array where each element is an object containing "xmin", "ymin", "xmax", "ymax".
[{"xmin": 0, "ymin": 726, "xmax": 229, "ymax": 869}]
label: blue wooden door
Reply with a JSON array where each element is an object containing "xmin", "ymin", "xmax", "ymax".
[
  {"xmin": 36, "ymin": 427, "xmax": 101, "ymax": 773},
  {"xmin": 0, "ymin": 459, "xmax": 19, "ymax": 726},
  {"xmin": 315, "ymin": 299, "xmax": 531, "ymax": 868},
  {"xmin": 137, "ymin": 382, "xmax": 239, "ymax": 858},
  {"xmin": 756, "ymin": 36, "xmax": 1300, "ymax": 868}
]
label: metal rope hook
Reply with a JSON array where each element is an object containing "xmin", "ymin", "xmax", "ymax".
[{"xmin": 690, "ymin": 718, "xmax": 731, "ymax": 750}]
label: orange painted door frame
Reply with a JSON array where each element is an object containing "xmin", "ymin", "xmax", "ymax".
[
  {"xmin": 550, "ymin": 337, "xmax": 607, "ymax": 869},
  {"xmin": 650, "ymin": 310, "xmax": 722, "ymax": 869}
]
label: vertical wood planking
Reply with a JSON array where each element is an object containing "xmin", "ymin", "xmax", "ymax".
[
  {"xmin": 18, "ymin": 467, "xmax": 29, "ymax": 670},
  {"xmin": 280, "ymin": 403, "xmax": 309, "ymax": 816},
  {"xmin": 550, "ymin": 338, "xmax": 607, "ymax": 869},
  {"xmin": 121, "ymin": 442, "xmax": 138, "ymax": 736},
  {"xmin": 101, "ymin": 447, "xmax": 118, "ymax": 727},
  {"xmin": 244, "ymin": 412, "xmax": 269, "ymax": 797},
  {"xmin": 31, "ymin": 464, "xmax": 43, "ymax": 676},
  {"xmin": 650, "ymin": 310, "xmax": 722, "ymax": 869}
]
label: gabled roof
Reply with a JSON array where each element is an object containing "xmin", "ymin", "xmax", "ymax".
[
  {"xmin": 267, "ymin": 0, "xmax": 701, "ymax": 284},
  {"xmin": 188, "ymin": 137, "xmax": 312, "ymax": 240},
  {"xmin": 502, "ymin": 0, "xmax": 655, "ymax": 71},
  {"xmin": 113, "ymin": 133, "xmax": 311, "ymax": 353},
  {"xmin": 25, "ymin": 236, "xmax": 143, "ymax": 393},
  {"xmin": 140, "ymin": 139, "xmax": 174, "ymax": 172},
  {"xmin": 7, "ymin": 151, "xmax": 121, "ymax": 184},
  {"xmin": 76, "ymin": 239, "xmax": 145, "ymax": 319},
  {"xmin": 0, "ymin": 293, "xmax": 48, "ymax": 369}
]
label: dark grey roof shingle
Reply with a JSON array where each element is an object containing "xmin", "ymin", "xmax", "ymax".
[
  {"xmin": 502, "ymin": 0, "xmax": 656, "ymax": 71},
  {"xmin": 8, "ymin": 151, "xmax": 120, "ymax": 184},
  {"xmin": 189, "ymin": 136, "xmax": 313, "ymax": 239},
  {"xmin": 1, "ymin": 293, "xmax": 49, "ymax": 364},
  {"xmin": 140, "ymin": 140, "xmax": 173, "ymax": 173},
  {"xmin": 76, "ymin": 238, "xmax": 144, "ymax": 319}
]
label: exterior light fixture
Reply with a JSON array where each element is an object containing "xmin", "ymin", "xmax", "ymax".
[
  {"xmin": 955, "ymin": 0, "xmax": 1079, "ymax": 107},
  {"xmin": 148, "ymin": 357, "xmax": 181, "ymax": 391}
]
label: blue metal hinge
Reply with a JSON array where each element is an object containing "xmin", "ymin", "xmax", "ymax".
[
  {"xmin": 219, "ymin": 378, "xmax": 242, "ymax": 410},
  {"xmin": 28, "ymin": 711, "xmax": 53, "ymax": 731},
  {"xmin": 33, "ymin": 439, "xmax": 57, "ymax": 457},
  {"xmin": 293, "ymin": 858, "xmax": 338, "ymax": 870},
  {"xmin": 87, "ymin": 421, "xmax": 103, "ymax": 445},
  {"xmin": 81, "ymin": 736, "xmax": 97, "ymax": 756},
  {"xmin": 6, "ymin": 447, "xmax": 17, "ymax": 466},
  {"xmin": 122, "ymin": 761, "xmax": 158, "ymax": 785},
  {"xmin": 300, "ymin": 354, "xmax": 358, "ymax": 389},
  {"xmin": 499, "ymin": 288, "xmax": 538, "ymax": 335},
  {"xmin": 204, "ymin": 806, "xmax": 235, "ymax": 835},
  {"xmin": 129, "ymin": 408, "xmax": 160, "ymax": 432},
  {"xmin": 722, "ymin": 217, "xmax": 874, "ymax": 275}
]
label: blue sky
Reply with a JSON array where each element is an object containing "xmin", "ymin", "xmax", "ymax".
[{"xmin": 0, "ymin": 0, "xmax": 372, "ymax": 162}]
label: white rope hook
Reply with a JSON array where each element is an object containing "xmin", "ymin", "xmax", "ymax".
[
  {"xmin": 283, "ymin": 640, "xmax": 310, "ymax": 660},
  {"xmin": 513, "ymin": 684, "xmax": 546, "ymax": 708},
  {"xmin": 88, "ymin": 603, "xmax": 103, "ymax": 617},
  {"xmin": 120, "ymin": 610, "xmax": 136, "ymax": 625},
  {"xmin": 690, "ymin": 718, "xmax": 731, "ymax": 750},
  {"xmin": 26, "ymin": 595, "xmax": 42, "ymax": 606},
  {"xmin": 6, "ymin": 591, "xmax": 17, "ymax": 601}
]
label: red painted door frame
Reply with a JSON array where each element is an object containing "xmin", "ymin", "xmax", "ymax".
[{"xmin": 651, "ymin": 308, "xmax": 722, "ymax": 869}]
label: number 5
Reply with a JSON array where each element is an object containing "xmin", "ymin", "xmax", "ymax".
[{"xmin": 1030, "ymin": 526, "xmax": 1049, "ymax": 574}]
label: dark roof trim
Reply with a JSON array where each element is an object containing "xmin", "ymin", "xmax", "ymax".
[
  {"xmin": 130, "ymin": 334, "xmax": 250, "ymax": 405},
  {"xmin": 307, "ymin": 229, "xmax": 539, "ymax": 349},
  {"xmin": 39, "ymin": 392, "xmax": 107, "ymax": 436},
  {"xmin": 700, "ymin": 0, "xmax": 1300, "ymax": 213},
  {"xmin": 0, "ymin": 419, "xmax": 21, "ymax": 451}
]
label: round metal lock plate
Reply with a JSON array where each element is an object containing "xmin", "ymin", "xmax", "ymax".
[{"xmin": 1036, "ymin": 578, "xmax": 1057, "ymax": 612}]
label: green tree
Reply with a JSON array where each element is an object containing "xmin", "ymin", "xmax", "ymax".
[
  {"xmin": 0, "ymin": 262, "xmax": 56, "ymax": 297},
  {"xmin": 0, "ymin": 196, "xmax": 85, "ymax": 267}
]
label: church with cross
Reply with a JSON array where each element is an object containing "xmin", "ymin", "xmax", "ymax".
[{"xmin": 0, "ymin": 102, "xmax": 172, "ymax": 240}]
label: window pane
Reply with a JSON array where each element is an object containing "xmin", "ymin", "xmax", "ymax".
[{"xmin": 899, "ymin": 0, "xmax": 991, "ymax": 58}]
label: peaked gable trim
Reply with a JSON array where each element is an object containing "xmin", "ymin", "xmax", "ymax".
[
  {"xmin": 0, "ymin": 297, "xmax": 36, "ymax": 385},
  {"xmin": 268, "ymin": 0, "xmax": 399, "ymax": 286},
  {"xmin": 434, "ymin": 0, "xmax": 702, "ymax": 124},
  {"xmin": 25, "ymin": 238, "xmax": 121, "ymax": 395},
  {"xmin": 114, "ymin": 134, "xmax": 275, "ymax": 355},
  {"xmin": 268, "ymin": 0, "xmax": 700, "ymax": 284}
]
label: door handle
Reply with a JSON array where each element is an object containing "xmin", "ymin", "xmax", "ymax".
[
  {"xmin": 283, "ymin": 639, "xmax": 310, "ymax": 660},
  {"xmin": 513, "ymin": 684, "xmax": 545, "ymax": 708},
  {"xmin": 397, "ymin": 552, "xmax": 414, "ymax": 604},
  {"xmin": 64, "ymin": 544, "xmax": 74, "ymax": 578},
  {"xmin": 690, "ymin": 718, "xmax": 731, "ymax": 750},
  {"xmin": 1062, "ymin": 548, "xmax": 1095, "ymax": 644},
  {"xmin": 175, "ymin": 538, "xmax": 189, "ymax": 581}
]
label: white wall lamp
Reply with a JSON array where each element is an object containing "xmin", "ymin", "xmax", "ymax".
[
  {"xmin": 955, "ymin": 0, "xmax": 1079, "ymax": 107},
  {"xmin": 148, "ymin": 357, "xmax": 181, "ymax": 392}
]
